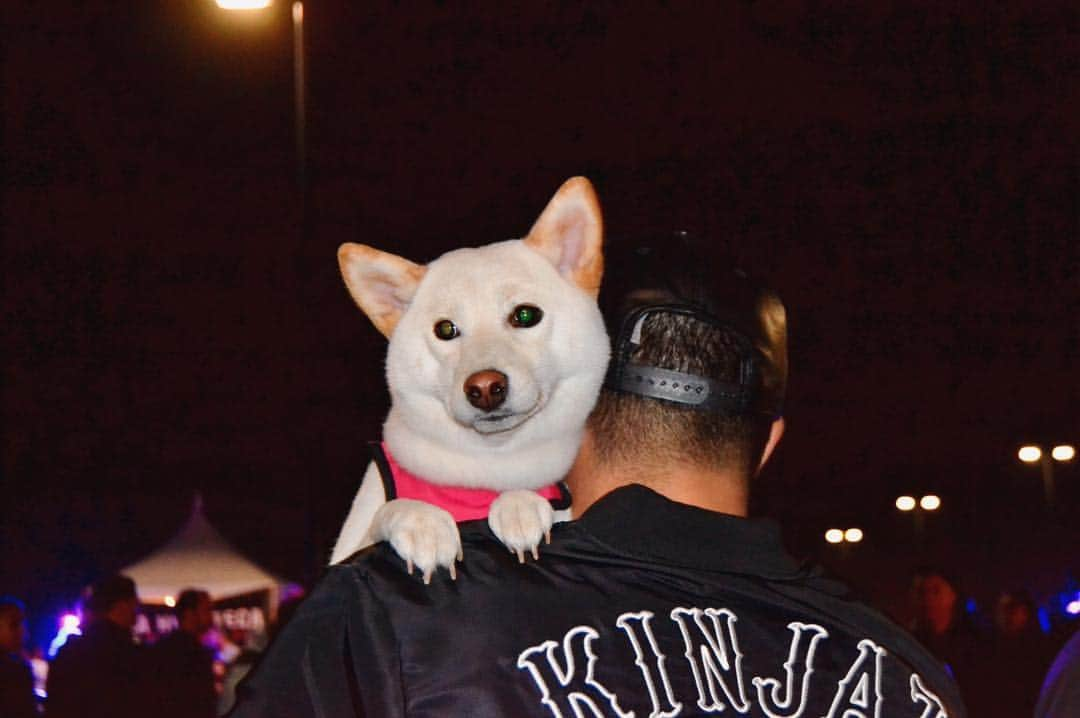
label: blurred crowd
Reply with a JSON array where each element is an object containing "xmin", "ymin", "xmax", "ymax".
[
  {"xmin": 0, "ymin": 575, "xmax": 293, "ymax": 718},
  {"xmin": 2, "ymin": 567, "xmax": 1078, "ymax": 716},
  {"xmin": 908, "ymin": 567, "xmax": 1079, "ymax": 717}
]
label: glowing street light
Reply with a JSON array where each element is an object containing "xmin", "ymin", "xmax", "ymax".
[
  {"xmin": 1018, "ymin": 445, "xmax": 1043, "ymax": 463},
  {"xmin": 1052, "ymin": 444, "xmax": 1075, "ymax": 462},
  {"xmin": 215, "ymin": 0, "xmax": 272, "ymax": 8},
  {"xmin": 895, "ymin": 495, "xmax": 917, "ymax": 511},
  {"xmin": 919, "ymin": 494, "xmax": 941, "ymax": 511},
  {"xmin": 825, "ymin": 528, "xmax": 863, "ymax": 544},
  {"xmin": 164, "ymin": 595, "xmax": 176, "ymax": 608}
]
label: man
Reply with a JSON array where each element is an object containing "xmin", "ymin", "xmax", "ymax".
[
  {"xmin": 151, "ymin": 588, "xmax": 218, "ymax": 718},
  {"xmin": 232, "ymin": 243, "xmax": 965, "ymax": 717},
  {"xmin": 0, "ymin": 596, "xmax": 37, "ymax": 718},
  {"xmin": 46, "ymin": 574, "xmax": 146, "ymax": 718}
]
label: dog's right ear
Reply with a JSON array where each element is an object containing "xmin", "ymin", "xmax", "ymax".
[{"xmin": 338, "ymin": 243, "xmax": 427, "ymax": 338}]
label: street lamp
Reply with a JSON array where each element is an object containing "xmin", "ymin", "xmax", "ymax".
[
  {"xmin": 895, "ymin": 494, "xmax": 941, "ymax": 512},
  {"xmin": 825, "ymin": 528, "xmax": 864, "ymax": 544},
  {"xmin": 919, "ymin": 494, "xmax": 941, "ymax": 511},
  {"xmin": 214, "ymin": 0, "xmax": 306, "ymax": 193},
  {"xmin": 895, "ymin": 494, "xmax": 941, "ymax": 546},
  {"xmin": 214, "ymin": 0, "xmax": 312, "ymax": 582},
  {"xmin": 1018, "ymin": 443, "xmax": 1075, "ymax": 507}
]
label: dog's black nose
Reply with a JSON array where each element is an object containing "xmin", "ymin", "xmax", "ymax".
[{"xmin": 464, "ymin": 370, "xmax": 508, "ymax": 411}]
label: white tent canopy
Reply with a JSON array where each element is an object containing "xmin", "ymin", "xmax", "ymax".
[{"xmin": 121, "ymin": 495, "xmax": 288, "ymax": 604}]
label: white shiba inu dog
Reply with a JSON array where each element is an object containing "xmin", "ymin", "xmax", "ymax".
[{"xmin": 329, "ymin": 177, "xmax": 609, "ymax": 581}]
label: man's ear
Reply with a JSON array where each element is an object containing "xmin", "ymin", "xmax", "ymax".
[
  {"xmin": 523, "ymin": 177, "xmax": 604, "ymax": 296},
  {"xmin": 338, "ymin": 243, "xmax": 427, "ymax": 338},
  {"xmin": 756, "ymin": 417, "xmax": 785, "ymax": 475}
]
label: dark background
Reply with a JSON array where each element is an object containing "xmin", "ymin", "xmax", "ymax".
[{"xmin": 3, "ymin": 2, "xmax": 1078, "ymax": 645}]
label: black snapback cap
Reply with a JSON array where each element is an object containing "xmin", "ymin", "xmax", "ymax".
[{"xmin": 600, "ymin": 233, "xmax": 787, "ymax": 418}]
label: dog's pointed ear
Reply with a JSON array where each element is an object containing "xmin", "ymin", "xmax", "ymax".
[
  {"xmin": 523, "ymin": 177, "xmax": 604, "ymax": 296},
  {"xmin": 338, "ymin": 243, "xmax": 427, "ymax": 338}
]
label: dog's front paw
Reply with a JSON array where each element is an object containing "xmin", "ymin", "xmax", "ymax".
[
  {"xmin": 489, "ymin": 490, "xmax": 555, "ymax": 563},
  {"xmin": 369, "ymin": 499, "xmax": 462, "ymax": 584}
]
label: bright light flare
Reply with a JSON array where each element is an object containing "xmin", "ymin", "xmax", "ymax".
[
  {"xmin": 1052, "ymin": 444, "xmax": 1075, "ymax": 462},
  {"xmin": 844, "ymin": 528, "xmax": 864, "ymax": 543},
  {"xmin": 164, "ymin": 596, "xmax": 176, "ymax": 608},
  {"xmin": 49, "ymin": 614, "xmax": 83, "ymax": 658},
  {"xmin": 1018, "ymin": 445, "xmax": 1042, "ymax": 463},
  {"xmin": 1067, "ymin": 599, "xmax": 1080, "ymax": 616},
  {"xmin": 216, "ymin": 0, "xmax": 273, "ymax": 9},
  {"xmin": 920, "ymin": 495, "xmax": 942, "ymax": 511},
  {"xmin": 895, "ymin": 495, "xmax": 916, "ymax": 511},
  {"xmin": 825, "ymin": 529, "xmax": 844, "ymax": 544}
]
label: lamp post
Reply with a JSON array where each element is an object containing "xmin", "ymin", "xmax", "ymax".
[
  {"xmin": 1018, "ymin": 444, "xmax": 1075, "ymax": 507},
  {"xmin": 215, "ymin": 0, "xmax": 313, "ymax": 583},
  {"xmin": 895, "ymin": 494, "xmax": 941, "ymax": 546},
  {"xmin": 214, "ymin": 0, "xmax": 306, "ymax": 195}
]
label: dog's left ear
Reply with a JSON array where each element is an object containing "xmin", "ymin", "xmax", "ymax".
[{"xmin": 523, "ymin": 177, "xmax": 604, "ymax": 296}]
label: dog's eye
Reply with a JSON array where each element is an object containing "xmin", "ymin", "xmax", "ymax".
[
  {"xmin": 433, "ymin": 319, "xmax": 459, "ymax": 340},
  {"xmin": 509, "ymin": 304, "xmax": 543, "ymax": 328}
]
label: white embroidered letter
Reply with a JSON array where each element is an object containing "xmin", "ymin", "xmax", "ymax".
[
  {"xmin": 616, "ymin": 611, "xmax": 682, "ymax": 717},
  {"xmin": 909, "ymin": 674, "xmax": 948, "ymax": 718},
  {"xmin": 670, "ymin": 607, "xmax": 750, "ymax": 714},
  {"xmin": 823, "ymin": 639, "xmax": 886, "ymax": 718},
  {"xmin": 517, "ymin": 625, "xmax": 635, "ymax": 718},
  {"xmin": 751, "ymin": 622, "xmax": 828, "ymax": 718}
]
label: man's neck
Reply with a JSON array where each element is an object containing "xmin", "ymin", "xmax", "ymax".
[{"xmin": 566, "ymin": 434, "xmax": 750, "ymax": 517}]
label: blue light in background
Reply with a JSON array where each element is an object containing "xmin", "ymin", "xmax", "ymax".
[{"xmin": 1037, "ymin": 607, "xmax": 1052, "ymax": 634}]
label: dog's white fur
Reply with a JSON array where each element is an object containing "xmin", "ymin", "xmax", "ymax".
[{"xmin": 329, "ymin": 178, "xmax": 609, "ymax": 580}]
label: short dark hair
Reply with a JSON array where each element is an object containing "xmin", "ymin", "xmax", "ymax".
[
  {"xmin": 86, "ymin": 575, "xmax": 137, "ymax": 614},
  {"xmin": 175, "ymin": 589, "xmax": 210, "ymax": 617},
  {"xmin": 590, "ymin": 240, "xmax": 786, "ymax": 475},
  {"xmin": 590, "ymin": 311, "xmax": 772, "ymax": 474}
]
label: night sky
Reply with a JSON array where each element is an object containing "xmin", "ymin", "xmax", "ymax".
[{"xmin": 4, "ymin": 2, "xmax": 1078, "ymax": 641}]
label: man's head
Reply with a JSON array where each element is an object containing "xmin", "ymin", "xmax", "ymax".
[
  {"xmin": 910, "ymin": 567, "xmax": 960, "ymax": 635},
  {"xmin": 0, "ymin": 596, "xmax": 27, "ymax": 654},
  {"xmin": 570, "ymin": 238, "xmax": 787, "ymax": 514},
  {"xmin": 175, "ymin": 589, "xmax": 213, "ymax": 637},
  {"xmin": 87, "ymin": 574, "xmax": 138, "ymax": 630}
]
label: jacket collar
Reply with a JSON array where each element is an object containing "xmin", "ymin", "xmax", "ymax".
[{"xmin": 574, "ymin": 483, "xmax": 807, "ymax": 580}]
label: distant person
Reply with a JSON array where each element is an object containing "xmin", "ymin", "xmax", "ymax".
[
  {"xmin": 151, "ymin": 589, "xmax": 217, "ymax": 718},
  {"xmin": 46, "ymin": 574, "xmax": 146, "ymax": 718},
  {"xmin": 218, "ymin": 595, "xmax": 300, "ymax": 715},
  {"xmin": 908, "ymin": 567, "xmax": 981, "ymax": 703},
  {"xmin": 1036, "ymin": 627, "xmax": 1080, "ymax": 718},
  {"xmin": 0, "ymin": 596, "xmax": 37, "ymax": 718},
  {"xmin": 970, "ymin": 589, "xmax": 1057, "ymax": 716}
]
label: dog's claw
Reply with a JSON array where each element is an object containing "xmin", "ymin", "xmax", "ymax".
[
  {"xmin": 423, "ymin": 570, "xmax": 432, "ymax": 585},
  {"xmin": 406, "ymin": 559, "xmax": 414, "ymax": 575},
  {"xmin": 516, "ymin": 549, "xmax": 525, "ymax": 564},
  {"xmin": 545, "ymin": 530, "xmax": 551, "ymax": 545},
  {"xmin": 449, "ymin": 563, "xmax": 457, "ymax": 581},
  {"xmin": 531, "ymin": 546, "xmax": 540, "ymax": 561}
]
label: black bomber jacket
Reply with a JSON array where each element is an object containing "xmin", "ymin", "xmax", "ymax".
[{"xmin": 230, "ymin": 485, "xmax": 965, "ymax": 717}]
